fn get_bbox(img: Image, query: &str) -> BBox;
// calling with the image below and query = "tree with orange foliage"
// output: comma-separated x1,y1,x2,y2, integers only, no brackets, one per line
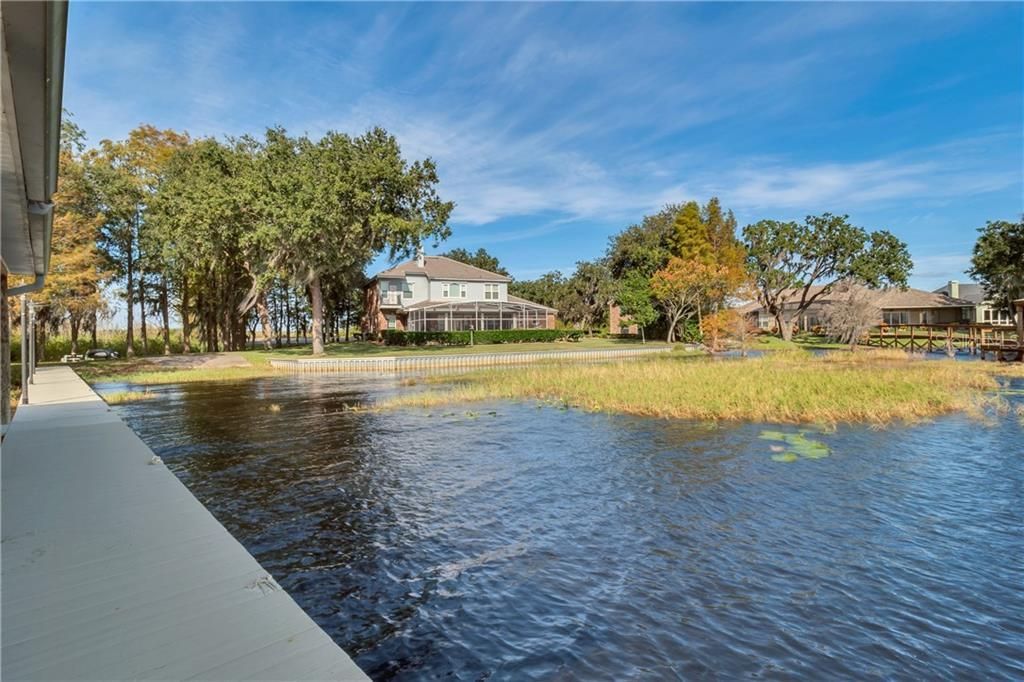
33,117,110,355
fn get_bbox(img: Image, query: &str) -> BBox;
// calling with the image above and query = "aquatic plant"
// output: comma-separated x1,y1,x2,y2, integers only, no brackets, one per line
103,390,158,405
380,351,1020,425
759,430,831,461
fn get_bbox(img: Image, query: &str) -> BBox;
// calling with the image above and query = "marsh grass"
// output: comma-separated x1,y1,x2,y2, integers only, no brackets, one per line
103,390,159,405
77,363,279,385
380,350,1021,425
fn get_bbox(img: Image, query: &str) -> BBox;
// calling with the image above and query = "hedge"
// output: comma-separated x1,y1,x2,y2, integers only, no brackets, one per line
382,328,582,346
9,334,187,362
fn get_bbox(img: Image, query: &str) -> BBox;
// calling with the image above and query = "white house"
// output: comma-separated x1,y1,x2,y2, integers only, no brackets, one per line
932,280,1014,325
362,252,556,335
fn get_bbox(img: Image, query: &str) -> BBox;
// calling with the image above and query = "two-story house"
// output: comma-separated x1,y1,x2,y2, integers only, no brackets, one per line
362,252,557,336
932,280,1014,326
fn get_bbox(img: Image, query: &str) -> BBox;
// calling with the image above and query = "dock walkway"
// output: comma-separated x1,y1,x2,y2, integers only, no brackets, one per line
1,366,367,680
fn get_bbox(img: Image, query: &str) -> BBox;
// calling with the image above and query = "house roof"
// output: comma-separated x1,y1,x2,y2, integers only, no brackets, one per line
738,284,975,313
508,294,558,311
403,295,555,312
932,282,986,304
372,255,512,282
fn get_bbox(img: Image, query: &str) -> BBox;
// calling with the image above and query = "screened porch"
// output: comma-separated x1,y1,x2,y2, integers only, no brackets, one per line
405,300,551,332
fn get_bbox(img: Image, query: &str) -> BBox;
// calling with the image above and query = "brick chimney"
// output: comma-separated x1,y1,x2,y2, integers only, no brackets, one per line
948,280,959,299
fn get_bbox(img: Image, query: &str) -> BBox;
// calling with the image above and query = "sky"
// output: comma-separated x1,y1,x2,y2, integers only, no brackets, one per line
65,1,1023,293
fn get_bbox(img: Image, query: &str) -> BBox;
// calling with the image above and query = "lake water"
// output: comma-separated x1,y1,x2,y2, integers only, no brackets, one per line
109,372,1024,680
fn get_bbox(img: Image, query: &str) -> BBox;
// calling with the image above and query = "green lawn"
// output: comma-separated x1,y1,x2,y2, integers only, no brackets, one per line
752,333,851,351
242,337,675,366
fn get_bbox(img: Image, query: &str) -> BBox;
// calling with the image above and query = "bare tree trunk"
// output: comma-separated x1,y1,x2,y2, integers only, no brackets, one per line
309,275,325,355
70,315,81,355
285,289,291,345
181,277,192,353
257,291,274,349
160,276,171,355
138,275,148,356
776,310,794,341
125,251,135,357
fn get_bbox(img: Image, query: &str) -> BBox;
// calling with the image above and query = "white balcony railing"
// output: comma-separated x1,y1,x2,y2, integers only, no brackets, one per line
380,292,403,306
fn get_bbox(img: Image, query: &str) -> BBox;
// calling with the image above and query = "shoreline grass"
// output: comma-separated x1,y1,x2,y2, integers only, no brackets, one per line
102,390,159,404
242,337,673,364
379,350,1023,425
76,363,280,386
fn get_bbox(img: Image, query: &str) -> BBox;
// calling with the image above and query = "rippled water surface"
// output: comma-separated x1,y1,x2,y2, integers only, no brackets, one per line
112,374,1024,680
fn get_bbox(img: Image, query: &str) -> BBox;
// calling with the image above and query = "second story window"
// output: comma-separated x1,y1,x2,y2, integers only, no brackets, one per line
403,282,413,299
443,283,467,298
484,284,499,300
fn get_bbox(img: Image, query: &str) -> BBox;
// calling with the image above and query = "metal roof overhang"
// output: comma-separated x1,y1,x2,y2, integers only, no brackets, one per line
1,0,68,288
404,299,552,313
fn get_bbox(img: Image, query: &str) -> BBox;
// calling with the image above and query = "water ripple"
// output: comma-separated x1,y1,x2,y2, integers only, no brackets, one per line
115,375,1024,680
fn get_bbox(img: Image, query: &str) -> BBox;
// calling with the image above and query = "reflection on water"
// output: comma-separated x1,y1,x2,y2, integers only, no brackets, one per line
113,374,1024,680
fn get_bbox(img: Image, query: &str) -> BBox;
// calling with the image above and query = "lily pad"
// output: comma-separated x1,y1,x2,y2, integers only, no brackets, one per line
761,429,831,461
771,452,799,463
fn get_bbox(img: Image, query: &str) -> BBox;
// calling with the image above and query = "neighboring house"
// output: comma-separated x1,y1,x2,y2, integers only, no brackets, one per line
608,304,639,335
362,252,557,336
738,284,976,332
931,280,1014,326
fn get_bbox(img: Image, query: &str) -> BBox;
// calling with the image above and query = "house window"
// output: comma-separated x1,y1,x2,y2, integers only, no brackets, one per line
442,283,467,298
386,314,397,330
984,309,991,322
882,311,909,326
403,282,413,299
484,284,499,300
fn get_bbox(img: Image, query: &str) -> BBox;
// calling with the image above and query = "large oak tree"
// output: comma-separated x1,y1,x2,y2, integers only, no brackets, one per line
743,213,911,341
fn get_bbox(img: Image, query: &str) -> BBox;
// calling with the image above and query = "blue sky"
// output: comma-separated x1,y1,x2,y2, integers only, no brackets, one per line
66,1,1022,292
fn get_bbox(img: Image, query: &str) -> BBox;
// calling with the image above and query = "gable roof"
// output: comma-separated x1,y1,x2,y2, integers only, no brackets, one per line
932,282,986,304
738,284,974,313
371,255,511,283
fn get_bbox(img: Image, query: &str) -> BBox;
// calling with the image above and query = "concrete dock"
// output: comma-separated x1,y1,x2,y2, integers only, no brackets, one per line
1,366,367,680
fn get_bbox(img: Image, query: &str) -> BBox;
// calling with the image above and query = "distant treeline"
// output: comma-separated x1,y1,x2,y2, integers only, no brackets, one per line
14,116,451,356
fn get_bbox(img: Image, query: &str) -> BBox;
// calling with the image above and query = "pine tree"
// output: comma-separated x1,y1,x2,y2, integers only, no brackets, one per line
671,201,712,263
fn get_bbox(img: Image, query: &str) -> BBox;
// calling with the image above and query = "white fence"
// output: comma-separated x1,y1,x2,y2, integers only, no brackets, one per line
270,345,673,373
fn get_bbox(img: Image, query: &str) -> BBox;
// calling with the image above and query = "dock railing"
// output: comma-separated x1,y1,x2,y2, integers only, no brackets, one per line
865,323,1021,359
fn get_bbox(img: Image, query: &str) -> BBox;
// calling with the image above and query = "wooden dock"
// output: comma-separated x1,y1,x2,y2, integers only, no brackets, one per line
865,323,1022,360
1,366,367,680
270,344,675,373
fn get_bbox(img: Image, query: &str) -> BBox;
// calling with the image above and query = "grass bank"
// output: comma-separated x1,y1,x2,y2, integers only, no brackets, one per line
102,390,159,404
381,350,1023,425
75,361,278,386
242,337,676,365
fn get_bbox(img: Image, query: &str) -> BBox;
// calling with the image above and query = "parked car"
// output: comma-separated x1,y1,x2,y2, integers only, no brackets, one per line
85,348,120,360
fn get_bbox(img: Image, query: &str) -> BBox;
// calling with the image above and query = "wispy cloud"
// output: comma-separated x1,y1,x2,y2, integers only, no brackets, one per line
64,0,1023,281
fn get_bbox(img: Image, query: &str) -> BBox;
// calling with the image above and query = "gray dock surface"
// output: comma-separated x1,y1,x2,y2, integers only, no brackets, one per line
1,366,367,681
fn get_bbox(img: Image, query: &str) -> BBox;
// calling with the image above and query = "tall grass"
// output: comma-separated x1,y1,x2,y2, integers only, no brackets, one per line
76,362,279,386
102,390,158,405
381,350,1019,424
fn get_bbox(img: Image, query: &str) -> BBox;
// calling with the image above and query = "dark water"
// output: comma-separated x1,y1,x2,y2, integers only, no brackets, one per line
110,375,1024,680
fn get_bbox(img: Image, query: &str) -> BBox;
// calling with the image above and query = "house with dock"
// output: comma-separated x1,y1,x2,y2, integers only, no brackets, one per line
739,284,976,332
362,251,557,336
932,280,1015,325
